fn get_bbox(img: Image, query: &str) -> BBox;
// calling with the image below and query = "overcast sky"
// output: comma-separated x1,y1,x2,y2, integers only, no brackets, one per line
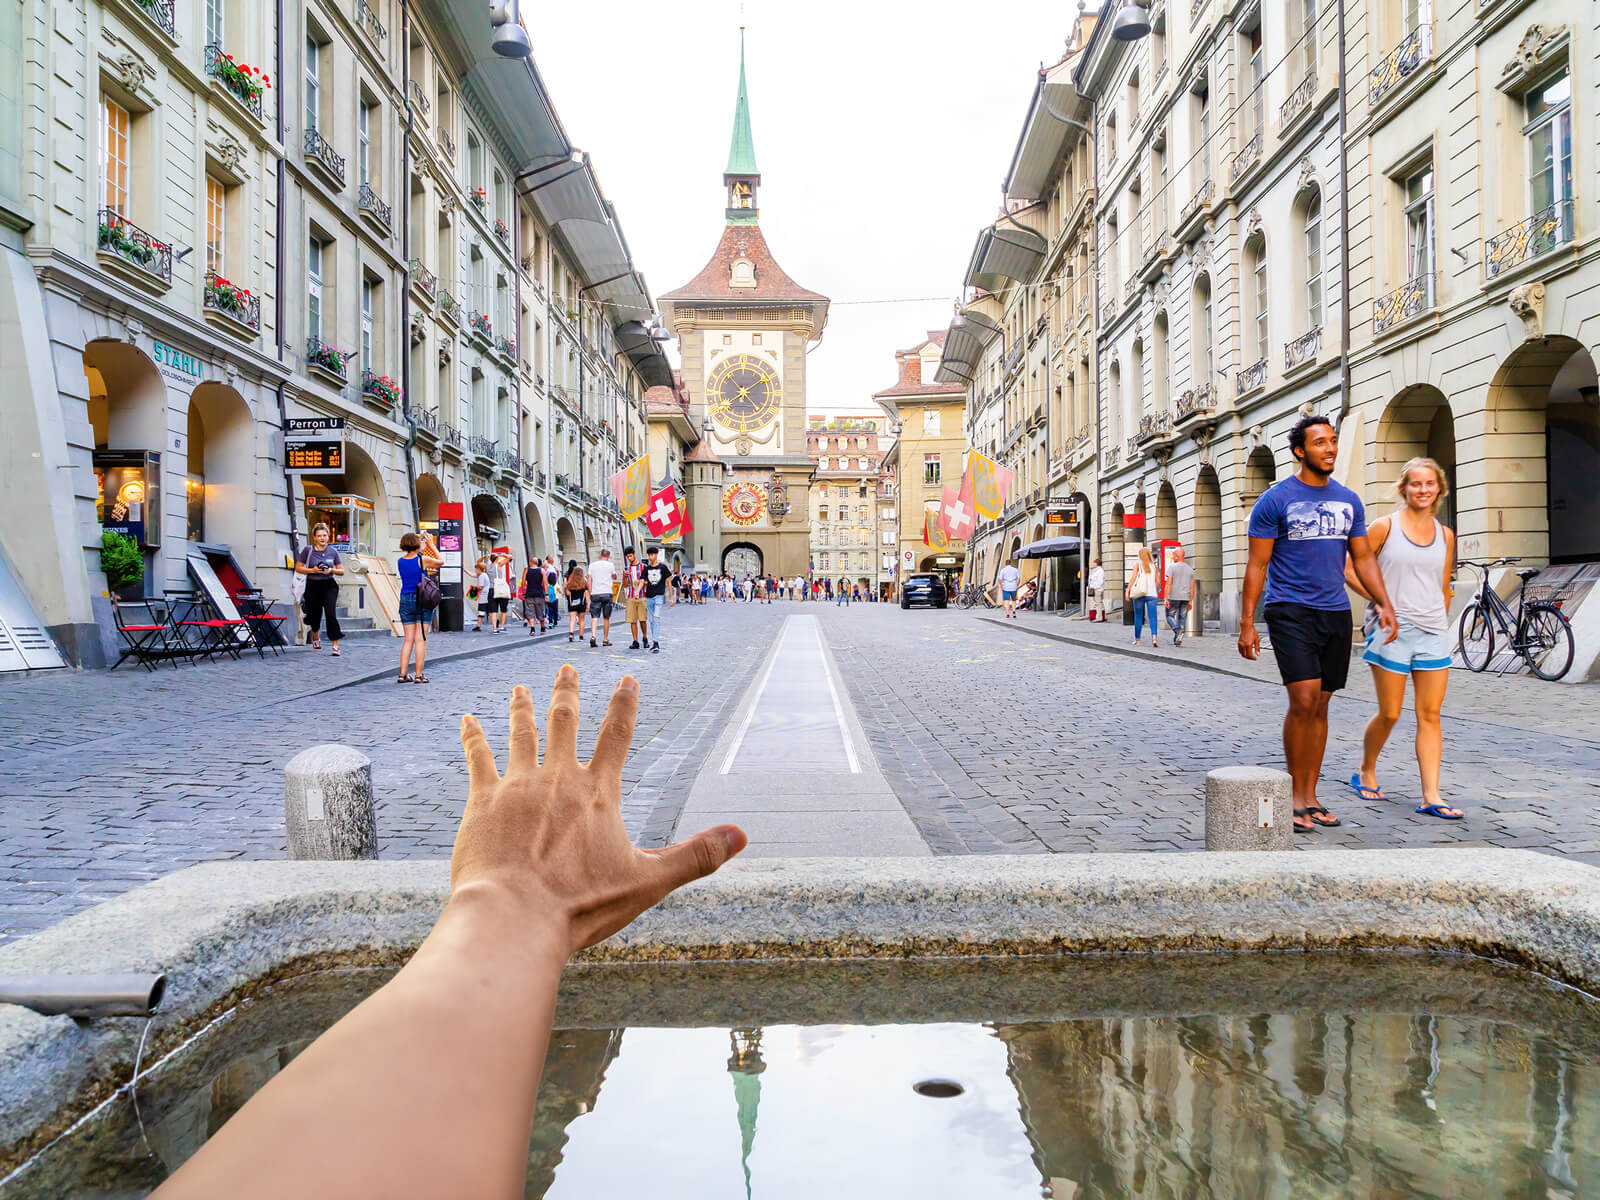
527,1,1083,415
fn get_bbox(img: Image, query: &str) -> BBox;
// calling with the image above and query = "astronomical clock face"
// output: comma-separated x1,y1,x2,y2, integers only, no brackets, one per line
721,482,767,527
706,352,782,434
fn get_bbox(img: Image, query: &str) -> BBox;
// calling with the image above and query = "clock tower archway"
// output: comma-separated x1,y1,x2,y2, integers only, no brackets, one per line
659,29,829,579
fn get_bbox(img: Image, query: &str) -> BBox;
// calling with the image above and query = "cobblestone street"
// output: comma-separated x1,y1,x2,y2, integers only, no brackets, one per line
3,603,1596,943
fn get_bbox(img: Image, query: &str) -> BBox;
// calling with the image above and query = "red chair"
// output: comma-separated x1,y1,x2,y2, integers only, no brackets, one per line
110,598,183,670
234,588,288,656
166,590,250,661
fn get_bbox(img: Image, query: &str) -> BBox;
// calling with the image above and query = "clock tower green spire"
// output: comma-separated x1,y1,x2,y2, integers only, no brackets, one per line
724,28,760,225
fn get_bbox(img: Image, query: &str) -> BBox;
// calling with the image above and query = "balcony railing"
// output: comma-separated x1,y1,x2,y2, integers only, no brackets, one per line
357,0,385,41
204,45,264,121
357,182,391,231
407,79,429,117
438,288,459,323
1230,130,1262,184
131,0,176,38
468,311,492,341
96,210,172,284
202,269,260,331
304,128,345,188
408,257,437,298
468,435,497,461
1236,357,1268,397
1178,177,1213,231
1125,436,1141,460
414,407,440,435
496,448,520,473
1373,271,1434,333
1190,0,1206,20
1002,339,1025,376
1281,71,1317,128
441,422,464,450
496,335,517,362
306,336,349,384
494,219,511,246
1101,295,1118,324
1485,199,1575,280
1136,411,1172,444
1370,24,1432,108
1176,383,1214,421
1284,328,1322,370
439,127,455,160
1104,445,1120,470
361,368,401,409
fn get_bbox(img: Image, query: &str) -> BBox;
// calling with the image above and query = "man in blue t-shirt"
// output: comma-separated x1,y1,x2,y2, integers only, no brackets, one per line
1240,415,1398,833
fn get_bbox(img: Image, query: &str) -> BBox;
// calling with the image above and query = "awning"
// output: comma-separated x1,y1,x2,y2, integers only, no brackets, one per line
1005,68,1089,203
432,0,571,167
615,321,674,389
1017,535,1089,559
964,220,1048,293
934,309,1001,384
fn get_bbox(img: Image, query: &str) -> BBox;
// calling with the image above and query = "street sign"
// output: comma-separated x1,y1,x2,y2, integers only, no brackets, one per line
1045,500,1083,534
285,417,346,475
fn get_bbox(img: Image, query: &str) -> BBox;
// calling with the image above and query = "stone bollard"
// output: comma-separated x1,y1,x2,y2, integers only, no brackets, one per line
1204,766,1294,852
284,744,378,860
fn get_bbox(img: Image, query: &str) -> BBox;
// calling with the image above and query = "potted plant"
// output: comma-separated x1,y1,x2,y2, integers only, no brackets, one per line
100,529,145,599
361,369,402,408
470,187,487,212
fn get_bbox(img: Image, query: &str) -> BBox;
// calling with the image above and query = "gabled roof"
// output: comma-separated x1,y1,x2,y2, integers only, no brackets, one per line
659,223,827,304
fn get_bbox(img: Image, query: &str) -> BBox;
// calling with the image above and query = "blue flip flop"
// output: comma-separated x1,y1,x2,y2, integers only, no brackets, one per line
1416,802,1464,820
1348,772,1385,802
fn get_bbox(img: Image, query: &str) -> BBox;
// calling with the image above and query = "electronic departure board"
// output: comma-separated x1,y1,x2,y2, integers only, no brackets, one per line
285,417,346,476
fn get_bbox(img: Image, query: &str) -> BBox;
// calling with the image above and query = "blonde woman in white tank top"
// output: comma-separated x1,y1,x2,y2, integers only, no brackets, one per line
1343,458,1463,820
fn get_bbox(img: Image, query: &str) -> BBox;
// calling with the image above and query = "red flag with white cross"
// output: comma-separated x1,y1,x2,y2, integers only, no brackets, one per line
939,476,975,542
645,482,683,538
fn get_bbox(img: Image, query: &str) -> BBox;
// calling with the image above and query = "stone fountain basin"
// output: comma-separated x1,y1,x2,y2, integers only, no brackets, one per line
2,848,1598,1176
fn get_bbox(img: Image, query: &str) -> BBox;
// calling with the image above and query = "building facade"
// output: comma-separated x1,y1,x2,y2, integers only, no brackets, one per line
873,333,969,596
0,0,665,665
658,34,829,582
805,415,887,597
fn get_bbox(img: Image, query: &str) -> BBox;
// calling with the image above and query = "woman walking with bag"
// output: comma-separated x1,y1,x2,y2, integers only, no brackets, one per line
564,559,588,643
296,522,345,656
397,531,442,683
1344,457,1463,821
1126,545,1160,648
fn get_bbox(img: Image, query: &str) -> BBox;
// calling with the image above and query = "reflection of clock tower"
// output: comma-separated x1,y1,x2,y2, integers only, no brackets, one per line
658,28,829,579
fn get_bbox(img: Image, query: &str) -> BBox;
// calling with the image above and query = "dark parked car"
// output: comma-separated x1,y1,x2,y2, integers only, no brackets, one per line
901,573,947,609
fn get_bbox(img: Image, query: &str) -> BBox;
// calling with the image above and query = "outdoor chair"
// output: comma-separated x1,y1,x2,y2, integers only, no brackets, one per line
110,597,184,671
233,587,288,656
165,589,250,662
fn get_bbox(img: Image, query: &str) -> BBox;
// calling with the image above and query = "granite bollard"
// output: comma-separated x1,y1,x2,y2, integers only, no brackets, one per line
284,744,377,860
1204,766,1294,851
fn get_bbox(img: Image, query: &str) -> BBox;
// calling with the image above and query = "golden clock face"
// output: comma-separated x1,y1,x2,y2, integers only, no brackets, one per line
707,352,782,434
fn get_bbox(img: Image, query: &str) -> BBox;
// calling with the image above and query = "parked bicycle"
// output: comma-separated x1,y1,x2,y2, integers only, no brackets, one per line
955,582,995,610
1456,557,1574,681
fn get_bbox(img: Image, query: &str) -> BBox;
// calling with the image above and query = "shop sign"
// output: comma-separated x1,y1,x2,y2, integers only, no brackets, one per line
285,416,346,475
935,556,958,566
151,340,207,389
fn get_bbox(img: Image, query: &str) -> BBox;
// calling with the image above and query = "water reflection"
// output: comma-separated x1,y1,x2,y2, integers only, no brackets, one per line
5,956,1598,1198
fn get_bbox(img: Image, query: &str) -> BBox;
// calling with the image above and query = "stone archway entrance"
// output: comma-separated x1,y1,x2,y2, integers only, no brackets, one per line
471,494,508,564
1106,502,1126,613
184,382,255,562
1152,482,1179,547
416,473,446,527
1193,465,1223,625
723,542,762,578
1376,385,1456,530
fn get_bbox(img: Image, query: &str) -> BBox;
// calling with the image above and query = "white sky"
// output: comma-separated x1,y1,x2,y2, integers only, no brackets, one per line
527,1,1083,415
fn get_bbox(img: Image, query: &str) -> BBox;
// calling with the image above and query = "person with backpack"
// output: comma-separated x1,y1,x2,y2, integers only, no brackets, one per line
397,531,442,683
522,558,547,636
564,559,588,644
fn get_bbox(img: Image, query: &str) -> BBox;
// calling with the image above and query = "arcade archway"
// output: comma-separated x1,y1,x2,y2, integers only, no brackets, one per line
301,440,389,557
185,383,254,556
1193,465,1223,624
471,494,508,562
1152,482,1179,548
416,473,446,526
1375,385,1456,530
723,542,762,578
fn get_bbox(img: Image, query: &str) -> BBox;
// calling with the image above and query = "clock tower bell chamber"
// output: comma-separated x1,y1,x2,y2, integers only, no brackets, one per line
658,28,829,580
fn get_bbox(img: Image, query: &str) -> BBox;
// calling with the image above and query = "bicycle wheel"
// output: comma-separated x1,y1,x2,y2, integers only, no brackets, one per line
1520,606,1574,681
1458,602,1495,671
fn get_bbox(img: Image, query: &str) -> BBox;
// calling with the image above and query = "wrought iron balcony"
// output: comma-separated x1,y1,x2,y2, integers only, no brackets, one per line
357,182,391,231
202,269,260,332
496,335,517,362
496,448,519,473
1230,130,1262,184
1137,411,1172,444
1125,436,1141,460
1101,295,1118,324
96,209,171,285
131,0,176,38
1103,445,1120,470
439,127,455,160
407,79,429,117
438,288,459,322
1373,271,1434,334
468,311,492,341
204,46,264,121
1370,24,1432,109
441,422,464,450
1177,178,1213,237
468,435,497,461
1236,357,1268,397
408,257,437,298
414,407,440,436
1002,339,1025,376
357,0,385,41
304,128,345,188
1485,199,1575,280
1284,328,1321,370
360,368,401,409
305,336,349,384
1175,383,1214,422
1281,71,1317,129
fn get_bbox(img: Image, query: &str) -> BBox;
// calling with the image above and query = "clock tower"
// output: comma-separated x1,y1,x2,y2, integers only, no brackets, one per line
659,29,829,580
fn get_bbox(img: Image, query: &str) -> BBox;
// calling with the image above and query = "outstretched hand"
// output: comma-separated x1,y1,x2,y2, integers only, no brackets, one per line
451,667,747,954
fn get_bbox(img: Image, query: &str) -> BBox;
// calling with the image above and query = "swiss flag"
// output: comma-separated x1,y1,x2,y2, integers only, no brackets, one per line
645,482,682,538
940,476,975,542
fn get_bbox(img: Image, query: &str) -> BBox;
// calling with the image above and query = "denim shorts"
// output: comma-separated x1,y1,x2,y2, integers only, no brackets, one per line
1364,620,1452,675
1002,589,1017,601
398,592,421,624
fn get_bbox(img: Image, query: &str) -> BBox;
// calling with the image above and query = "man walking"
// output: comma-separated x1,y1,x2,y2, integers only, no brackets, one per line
622,547,648,650
642,546,669,652
1240,414,1398,833
586,548,616,648
998,558,1022,619
1164,547,1197,646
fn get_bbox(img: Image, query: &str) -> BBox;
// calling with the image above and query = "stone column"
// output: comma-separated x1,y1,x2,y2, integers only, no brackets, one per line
284,744,377,860
1204,765,1293,851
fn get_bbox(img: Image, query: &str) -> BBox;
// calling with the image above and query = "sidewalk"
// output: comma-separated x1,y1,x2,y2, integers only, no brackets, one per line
979,607,1600,739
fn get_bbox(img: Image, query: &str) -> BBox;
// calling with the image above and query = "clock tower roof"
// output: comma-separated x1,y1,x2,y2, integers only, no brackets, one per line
660,223,827,307
726,28,759,179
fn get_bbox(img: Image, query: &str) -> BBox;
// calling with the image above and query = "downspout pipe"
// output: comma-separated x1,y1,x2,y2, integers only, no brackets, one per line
273,0,301,567
512,186,531,568
1334,0,1353,430
400,0,420,534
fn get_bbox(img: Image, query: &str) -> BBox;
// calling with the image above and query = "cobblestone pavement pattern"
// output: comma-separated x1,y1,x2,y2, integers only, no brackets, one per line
3,604,1596,942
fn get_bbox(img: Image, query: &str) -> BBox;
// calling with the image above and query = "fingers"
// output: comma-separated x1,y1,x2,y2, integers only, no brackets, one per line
648,824,747,892
508,684,539,773
545,664,581,763
460,713,499,788
589,676,638,778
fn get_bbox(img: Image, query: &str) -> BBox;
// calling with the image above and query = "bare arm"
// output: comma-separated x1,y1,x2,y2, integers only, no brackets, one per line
1348,534,1399,643
1442,526,1456,611
154,670,746,1200
1344,515,1390,600
1237,536,1274,659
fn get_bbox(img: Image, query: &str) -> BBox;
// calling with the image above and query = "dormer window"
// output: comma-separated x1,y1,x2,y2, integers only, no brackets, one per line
730,257,756,288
